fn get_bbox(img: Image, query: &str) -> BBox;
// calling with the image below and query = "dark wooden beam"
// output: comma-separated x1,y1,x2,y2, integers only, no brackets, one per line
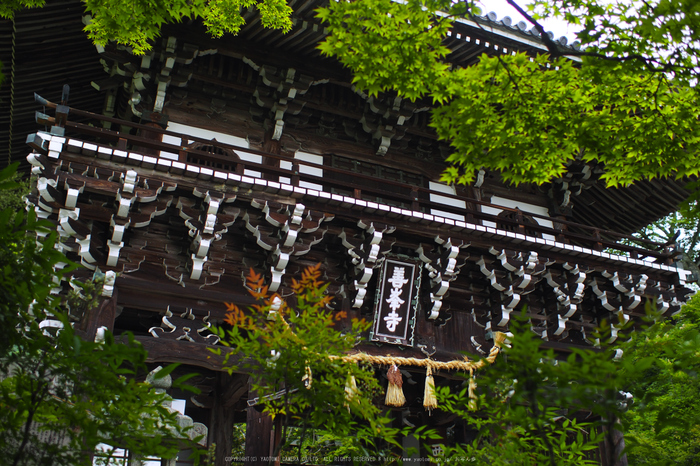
210,372,249,465
116,275,256,318
132,336,246,372
244,382,277,466
76,287,119,341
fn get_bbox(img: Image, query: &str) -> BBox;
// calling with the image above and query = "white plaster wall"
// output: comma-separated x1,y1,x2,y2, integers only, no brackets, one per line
160,122,262,177
279,151,324,190
428,181,467,221
482,195,555,240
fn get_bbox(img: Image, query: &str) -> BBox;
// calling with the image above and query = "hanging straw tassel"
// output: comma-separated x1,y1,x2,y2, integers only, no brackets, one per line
345,375,358,399
468,368,478,411
385,364,406,407
423,364,437,413
302,365,312,389
344,375,358,410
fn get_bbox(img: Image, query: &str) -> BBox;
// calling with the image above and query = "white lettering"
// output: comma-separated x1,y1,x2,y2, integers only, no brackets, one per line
384,266,408,332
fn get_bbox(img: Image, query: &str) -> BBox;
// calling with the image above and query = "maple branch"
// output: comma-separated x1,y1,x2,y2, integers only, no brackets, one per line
505,0,562,54
504,0,695,76
464,7,525,96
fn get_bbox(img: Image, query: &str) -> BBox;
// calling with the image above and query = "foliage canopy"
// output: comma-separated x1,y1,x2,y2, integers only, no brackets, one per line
316,0,700,187
430,305,700,466
0,0,292,55
4,1,700,186
622,296,700,466
0,164,200,465
213,265,405,462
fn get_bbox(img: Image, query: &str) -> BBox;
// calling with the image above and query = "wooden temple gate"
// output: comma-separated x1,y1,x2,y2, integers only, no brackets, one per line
9,1,694,464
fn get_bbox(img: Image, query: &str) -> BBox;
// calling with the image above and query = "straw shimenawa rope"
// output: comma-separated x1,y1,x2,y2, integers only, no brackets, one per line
335,331,506,411
271,303,506,411
270,300,506,374
339,330,505,371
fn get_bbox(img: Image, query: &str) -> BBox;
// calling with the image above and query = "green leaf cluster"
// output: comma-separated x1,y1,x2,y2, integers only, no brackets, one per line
622,297,700,465
0,0,45,20
433,313,622,465
80,0,280,54
628,200,700,280
0,163,69,356
81,0,292,55
213,266,402,462
427,303,700,466
317,0,700,186
1,325,190,466
316,0,453,100
1,0,292,56
0,163,199,465
532,0,700,86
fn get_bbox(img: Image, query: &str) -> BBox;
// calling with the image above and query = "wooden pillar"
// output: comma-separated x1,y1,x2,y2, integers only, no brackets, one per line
261,128,282,182
77,286,118,341
599,421,628,466
553,215,570,243
244,405,276,466
607,422,629,466
244,375,282,466
135,111,167,156
208,373,248,466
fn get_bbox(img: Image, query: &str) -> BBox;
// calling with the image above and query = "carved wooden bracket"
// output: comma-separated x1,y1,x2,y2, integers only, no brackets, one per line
149,306,219,344
339,220,396,308
355,93,428,156
544,262,589,337
246,59,328,140
244,200,332,292
107,170,173,268
417,236,469,320
177,188,239,281
478,248,550,335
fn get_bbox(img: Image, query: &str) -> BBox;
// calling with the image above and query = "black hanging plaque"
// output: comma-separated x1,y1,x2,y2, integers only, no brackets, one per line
370,257,421,346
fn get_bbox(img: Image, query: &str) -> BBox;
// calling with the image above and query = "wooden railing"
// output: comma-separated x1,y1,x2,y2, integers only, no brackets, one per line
33,93,678,263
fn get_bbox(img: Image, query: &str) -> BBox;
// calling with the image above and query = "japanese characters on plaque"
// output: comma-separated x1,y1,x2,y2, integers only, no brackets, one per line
370,258,420,346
